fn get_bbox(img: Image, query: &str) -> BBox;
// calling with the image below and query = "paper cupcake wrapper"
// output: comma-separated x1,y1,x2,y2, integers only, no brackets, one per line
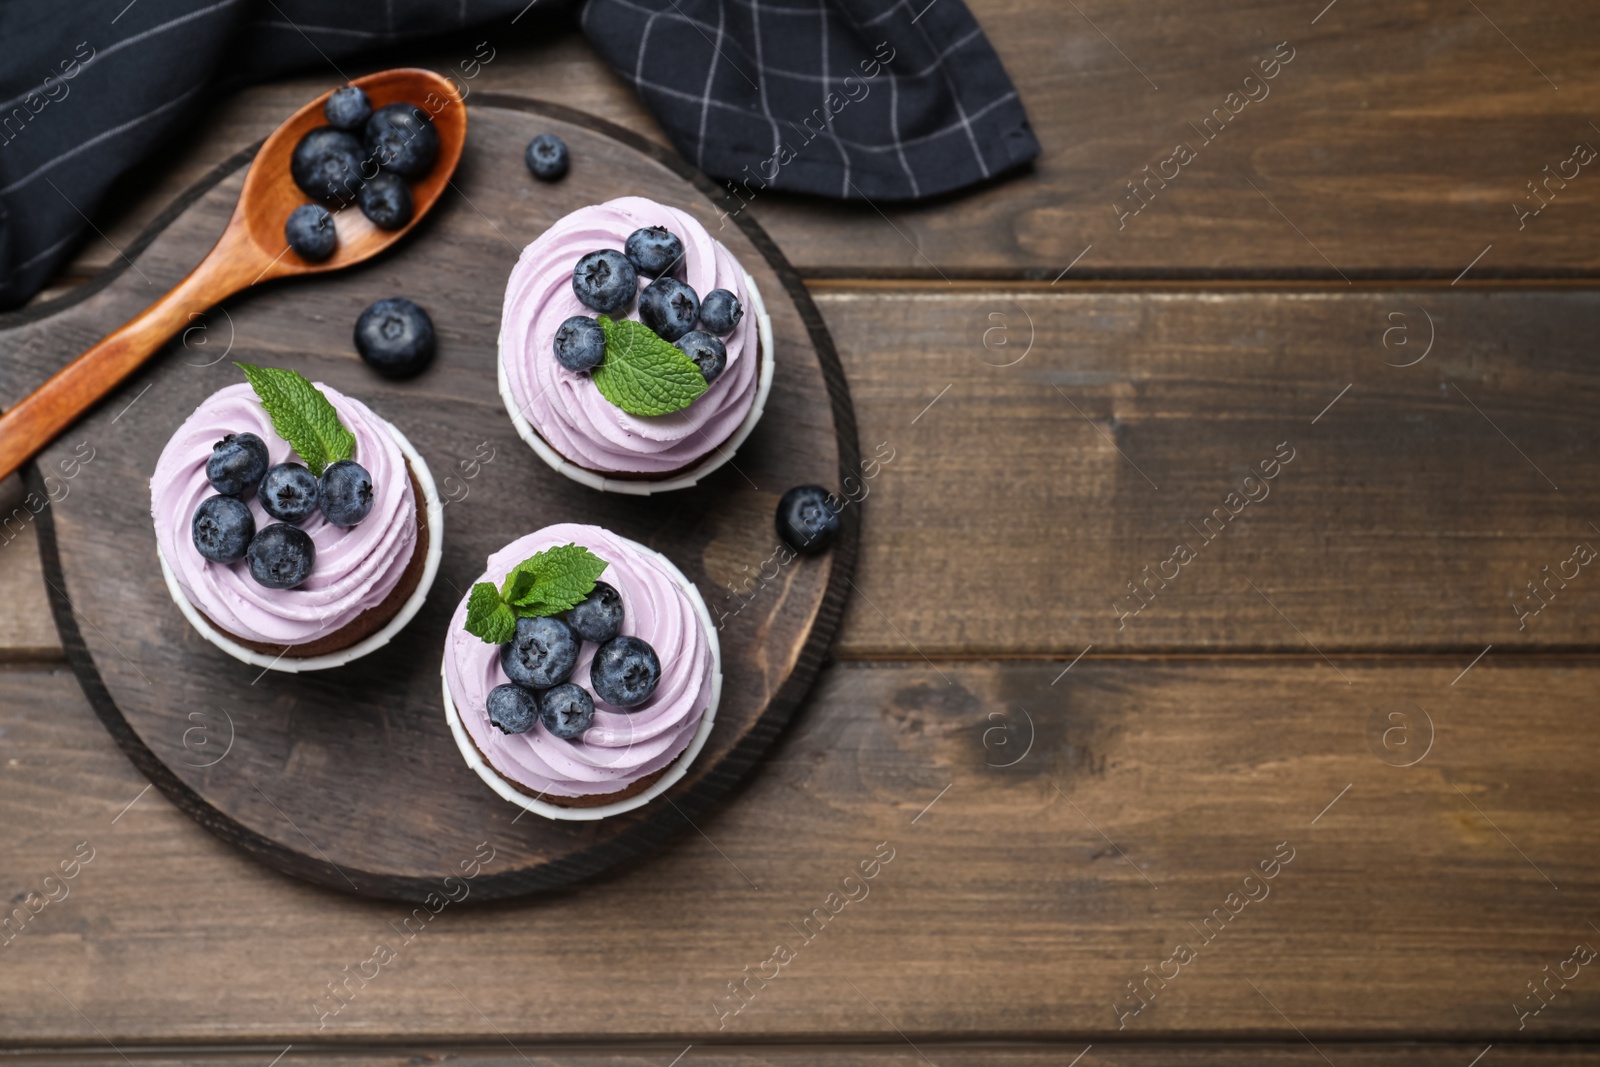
440,532,723,821
497,265,775,496
156,417,445,673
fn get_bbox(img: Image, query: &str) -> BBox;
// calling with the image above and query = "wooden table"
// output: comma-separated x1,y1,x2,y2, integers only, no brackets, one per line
4,2,1600,1062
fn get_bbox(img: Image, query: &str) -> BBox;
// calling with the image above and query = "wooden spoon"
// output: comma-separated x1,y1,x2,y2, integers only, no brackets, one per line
0,67,467,482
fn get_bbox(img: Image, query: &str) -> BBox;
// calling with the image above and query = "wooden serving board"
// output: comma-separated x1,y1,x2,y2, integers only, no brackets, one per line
1,96,857,902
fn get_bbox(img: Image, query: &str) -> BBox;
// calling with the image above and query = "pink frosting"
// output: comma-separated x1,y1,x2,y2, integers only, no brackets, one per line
444,524,714,799
150,382,418,647
499,196,759,474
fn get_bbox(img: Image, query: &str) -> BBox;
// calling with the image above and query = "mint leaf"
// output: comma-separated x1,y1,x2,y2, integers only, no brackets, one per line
465,581,517,644
504,543,608,615
592,316,708,417
235,362,356,476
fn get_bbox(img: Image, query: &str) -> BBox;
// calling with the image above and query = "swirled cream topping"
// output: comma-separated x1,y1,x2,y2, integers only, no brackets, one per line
499,196,759,474
150,382,417,647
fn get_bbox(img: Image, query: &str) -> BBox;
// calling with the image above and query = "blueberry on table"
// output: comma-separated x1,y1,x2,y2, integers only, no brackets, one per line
553,315,606,373
539,683,595,739
590,635,661,708
776,484,840,555
191,495,255,563
206,431,269,496
258,462,320,524
358,171,414,230
323,85,372,131
290,127,365,203
354,297,435,379
624,226,684,278
638,277,699,342
364,103,439,179
318,460,373,526
572,249,637,315
674,331,726,383
500,615,580,690
566,580,623,642
699,288,743,335
525,133,569,181
486,683,540,735
246,523,316,589
284,203,337,262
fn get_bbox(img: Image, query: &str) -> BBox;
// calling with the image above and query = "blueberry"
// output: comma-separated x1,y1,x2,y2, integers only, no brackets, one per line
699,288,743,335
638,277,699,342
206,431,269,496
357,171,413,230
566,580,623,642
539,683,595,739
776,484,840,556
674,331,726,383
290,126,365,203
246,523,316,589
500,615,579,690
258,462,320,524
590,635,661,708
571,249,637,315
364,103,438,179
318,460,373,526
284,204,337,262
354,297,435,379
191,495,255,563
553,315,606,373
525,133,569,181
624,226,684,278
324,85,372,131
486,683,540,734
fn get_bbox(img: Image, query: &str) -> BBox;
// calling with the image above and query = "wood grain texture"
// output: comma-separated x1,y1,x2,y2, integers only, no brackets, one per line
2,659,1596,1042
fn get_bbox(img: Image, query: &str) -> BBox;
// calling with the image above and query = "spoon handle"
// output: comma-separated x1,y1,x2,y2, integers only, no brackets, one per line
0,248,254,483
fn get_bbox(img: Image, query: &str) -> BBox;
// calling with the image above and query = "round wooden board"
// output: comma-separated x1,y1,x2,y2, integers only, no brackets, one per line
15,96,858,902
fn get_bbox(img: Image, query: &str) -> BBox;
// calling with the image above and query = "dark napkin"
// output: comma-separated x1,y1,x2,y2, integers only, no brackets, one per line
0,0,1036,310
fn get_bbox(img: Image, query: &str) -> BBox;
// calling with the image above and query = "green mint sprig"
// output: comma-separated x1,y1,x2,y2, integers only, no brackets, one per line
235,363,355,476
591,315,708,417
464,543,608,643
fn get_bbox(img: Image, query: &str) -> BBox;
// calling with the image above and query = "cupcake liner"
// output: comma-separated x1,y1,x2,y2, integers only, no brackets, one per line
441,533,723,821
156,417,444,673
498,266,774,495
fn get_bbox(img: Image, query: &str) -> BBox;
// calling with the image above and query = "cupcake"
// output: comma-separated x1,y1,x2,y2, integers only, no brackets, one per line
150,368,442,672
441,523,721,820
498,196,774,495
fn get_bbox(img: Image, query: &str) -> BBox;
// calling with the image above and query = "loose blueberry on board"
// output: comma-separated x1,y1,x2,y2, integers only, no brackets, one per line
290,127,365,203
566,580,623,642
246,523,316,589
191,495,255,563
624,226,684,278
486,683,540,734
500,615,580,690
324,85,372,131
357,171,413,230
318,460,373,526
525,133,569,181
354,297,435,379
590,635,661,708
639,277,700,342
364,103,438,179
539,683,595,740
258,462,321,524
699,288,743,335
674,331,727,383
553,315,606,373
572,249,637,315
284,203,337,262
776,484,841,555
206,431,269,496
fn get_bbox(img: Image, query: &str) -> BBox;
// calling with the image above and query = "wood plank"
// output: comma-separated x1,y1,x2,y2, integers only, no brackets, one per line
3,659,1597,1042
0,474,68,658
